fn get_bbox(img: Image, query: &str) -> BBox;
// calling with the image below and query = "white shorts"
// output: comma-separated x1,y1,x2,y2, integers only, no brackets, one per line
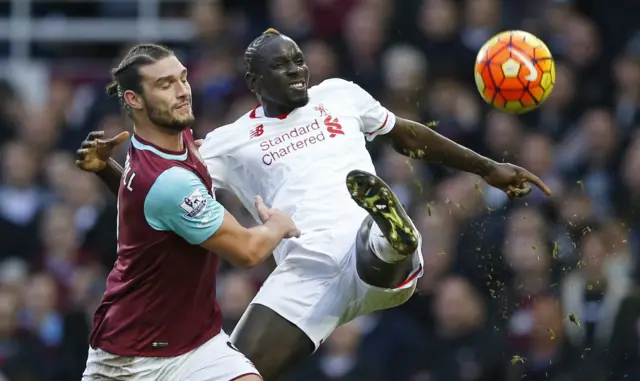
82,331,260,381
250,232,423,350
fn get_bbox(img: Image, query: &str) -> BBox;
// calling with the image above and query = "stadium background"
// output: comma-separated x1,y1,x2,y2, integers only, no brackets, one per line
0,0,639,380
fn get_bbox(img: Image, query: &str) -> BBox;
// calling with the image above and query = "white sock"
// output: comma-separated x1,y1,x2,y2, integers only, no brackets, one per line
368,222,407,263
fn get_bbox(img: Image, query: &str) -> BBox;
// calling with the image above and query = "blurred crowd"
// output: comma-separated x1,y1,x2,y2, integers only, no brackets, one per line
1,0,640,380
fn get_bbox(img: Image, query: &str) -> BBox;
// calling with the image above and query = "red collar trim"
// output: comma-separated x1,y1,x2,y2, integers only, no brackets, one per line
249,104,290,120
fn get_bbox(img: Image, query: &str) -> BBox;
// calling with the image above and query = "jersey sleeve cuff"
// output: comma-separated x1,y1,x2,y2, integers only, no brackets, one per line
365,110,396,141
187,206,225,245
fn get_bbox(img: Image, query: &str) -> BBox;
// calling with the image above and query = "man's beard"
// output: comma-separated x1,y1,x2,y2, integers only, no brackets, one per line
145,102,194,133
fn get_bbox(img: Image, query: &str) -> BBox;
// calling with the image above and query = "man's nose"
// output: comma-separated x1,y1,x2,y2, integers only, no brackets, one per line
285,62,302,76
176,81,190,97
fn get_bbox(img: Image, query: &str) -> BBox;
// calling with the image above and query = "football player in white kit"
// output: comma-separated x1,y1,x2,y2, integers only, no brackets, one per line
77,29,551,380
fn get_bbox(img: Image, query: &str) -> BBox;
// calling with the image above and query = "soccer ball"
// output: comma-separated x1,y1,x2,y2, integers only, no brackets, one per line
474,30,555,114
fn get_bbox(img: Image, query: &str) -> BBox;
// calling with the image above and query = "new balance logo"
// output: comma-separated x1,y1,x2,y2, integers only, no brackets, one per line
250,125,264,139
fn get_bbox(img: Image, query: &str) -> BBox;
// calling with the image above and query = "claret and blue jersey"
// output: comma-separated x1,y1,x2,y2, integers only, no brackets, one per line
89,130,225,358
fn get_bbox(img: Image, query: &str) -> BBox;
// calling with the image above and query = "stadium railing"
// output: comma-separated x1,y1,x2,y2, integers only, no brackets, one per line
0,0,195,60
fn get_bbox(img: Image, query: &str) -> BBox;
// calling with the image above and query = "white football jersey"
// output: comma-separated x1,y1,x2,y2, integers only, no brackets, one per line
199,78,396,263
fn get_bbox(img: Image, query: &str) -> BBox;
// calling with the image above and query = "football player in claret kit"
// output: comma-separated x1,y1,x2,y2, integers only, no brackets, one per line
77,30,551,380
76,44,300,381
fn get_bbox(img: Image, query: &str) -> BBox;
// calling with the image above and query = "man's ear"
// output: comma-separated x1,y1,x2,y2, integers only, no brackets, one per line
123,90,144,111
245,72,257,95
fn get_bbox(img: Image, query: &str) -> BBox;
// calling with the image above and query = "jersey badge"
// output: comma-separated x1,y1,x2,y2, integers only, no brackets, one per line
179,188,208,218
314,103,328,117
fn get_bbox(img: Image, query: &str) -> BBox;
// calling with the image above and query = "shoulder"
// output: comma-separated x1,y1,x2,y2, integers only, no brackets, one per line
143,166,221,237
155,166,200,183
122,151,171,191
309,78,357,96
309,78,373,105
204,123,238,140
145,167,204,207
212,107,255,136
201,117,249,156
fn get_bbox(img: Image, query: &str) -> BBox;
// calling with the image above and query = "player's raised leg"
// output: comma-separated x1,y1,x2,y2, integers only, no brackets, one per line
231,170,424,381
230,304,314,381
346,169,421,289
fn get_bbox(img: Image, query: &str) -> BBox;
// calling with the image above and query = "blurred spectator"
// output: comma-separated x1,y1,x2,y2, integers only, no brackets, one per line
303,40,339,87
285,320,383,381
560,230,637,381
34,203,98,309
268,0,313,42
0,290,48,381
341,5,387,93
504,207,554,354
508,297,572,381
482,111,523,162
400,276,506,381
517,133,564,205
19,273,62,355
413,0,466,77
0,80,23,143
56,171,117,268
217,271,257,332
0,140,44,261
380,44,429,116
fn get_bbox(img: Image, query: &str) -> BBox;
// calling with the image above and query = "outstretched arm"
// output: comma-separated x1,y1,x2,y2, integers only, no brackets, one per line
340,77,551,198
384,118,495,176
382,117,552,198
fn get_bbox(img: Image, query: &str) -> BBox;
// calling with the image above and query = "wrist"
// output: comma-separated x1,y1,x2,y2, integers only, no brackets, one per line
473,157,497,177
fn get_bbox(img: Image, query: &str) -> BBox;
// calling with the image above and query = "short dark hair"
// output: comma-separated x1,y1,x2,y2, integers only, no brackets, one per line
106,44,174,112
244,28,282,72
